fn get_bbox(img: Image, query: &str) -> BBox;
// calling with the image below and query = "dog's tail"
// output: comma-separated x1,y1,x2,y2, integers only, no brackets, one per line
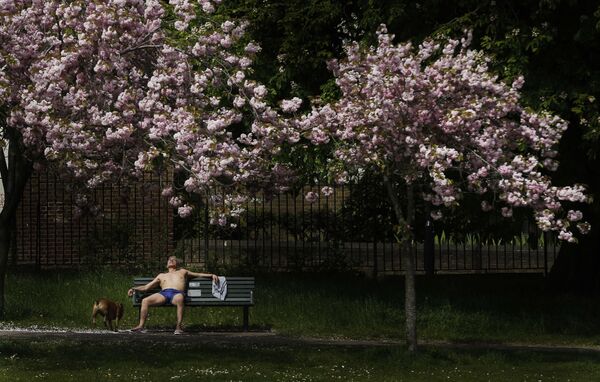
115,302,124,331
91,300,99,325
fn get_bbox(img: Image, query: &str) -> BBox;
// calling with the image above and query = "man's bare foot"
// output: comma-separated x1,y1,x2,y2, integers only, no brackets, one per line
174,328,184,335
130,327,147,333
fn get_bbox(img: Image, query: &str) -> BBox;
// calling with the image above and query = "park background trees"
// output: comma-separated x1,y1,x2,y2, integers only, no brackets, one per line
217,0,598,352
219,0,600,293
0,0,597,352
0,0,298,317
289,24,589,351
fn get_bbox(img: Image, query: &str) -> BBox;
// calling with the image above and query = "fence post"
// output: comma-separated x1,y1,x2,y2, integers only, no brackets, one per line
372,241,378,278
35,201,41,272
424,218,435,275
204,199,209,266
543,231,548,276
10,215,17,266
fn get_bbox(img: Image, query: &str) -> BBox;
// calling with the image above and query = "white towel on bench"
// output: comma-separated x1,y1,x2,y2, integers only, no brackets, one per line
212,276,227,300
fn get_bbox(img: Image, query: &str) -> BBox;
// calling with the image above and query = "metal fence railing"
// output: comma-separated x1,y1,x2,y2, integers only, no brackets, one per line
174,185,559,275
13,176,559,274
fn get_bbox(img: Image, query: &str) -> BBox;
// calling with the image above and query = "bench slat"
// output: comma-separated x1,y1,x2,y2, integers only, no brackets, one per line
185,303,254,307
188,299,254,303
133,279,254,287
133,277,254,281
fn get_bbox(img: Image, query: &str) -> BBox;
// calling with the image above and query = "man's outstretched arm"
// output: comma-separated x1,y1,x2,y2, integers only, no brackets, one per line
185,270,218,283
127,276,161,297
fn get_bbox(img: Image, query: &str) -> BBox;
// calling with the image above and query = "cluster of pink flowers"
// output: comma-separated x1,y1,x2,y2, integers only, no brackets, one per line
0,0,298,224
294,25,590,241
1,3,589,241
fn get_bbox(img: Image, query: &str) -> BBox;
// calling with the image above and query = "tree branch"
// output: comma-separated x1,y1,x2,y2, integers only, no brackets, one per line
120,44,163,55
382,168,406,225
0,146,7,192
0,135,31,222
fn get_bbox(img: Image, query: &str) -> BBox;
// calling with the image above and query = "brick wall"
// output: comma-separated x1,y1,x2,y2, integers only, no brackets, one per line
13,171,174,268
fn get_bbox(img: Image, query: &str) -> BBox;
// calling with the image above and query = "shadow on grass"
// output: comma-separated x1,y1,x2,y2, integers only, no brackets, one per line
2,337,600,381
182,324,272,332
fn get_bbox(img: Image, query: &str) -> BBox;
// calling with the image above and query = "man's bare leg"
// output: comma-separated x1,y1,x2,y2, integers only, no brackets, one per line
132,293,166,330
172,293,185,332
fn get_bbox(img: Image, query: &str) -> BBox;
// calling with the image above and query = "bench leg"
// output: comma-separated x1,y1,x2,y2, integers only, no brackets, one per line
243,307,249,331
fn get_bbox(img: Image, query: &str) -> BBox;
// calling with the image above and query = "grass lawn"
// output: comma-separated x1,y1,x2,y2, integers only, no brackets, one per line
1,338,600,381
3,269,600,380
3,269,600,346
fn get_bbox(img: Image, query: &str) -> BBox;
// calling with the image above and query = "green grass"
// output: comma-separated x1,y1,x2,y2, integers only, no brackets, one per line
3,269,600,346
1,338,600,381
3,270,600,380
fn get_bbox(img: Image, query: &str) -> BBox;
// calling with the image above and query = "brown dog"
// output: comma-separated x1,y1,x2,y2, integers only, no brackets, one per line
91,298,124,332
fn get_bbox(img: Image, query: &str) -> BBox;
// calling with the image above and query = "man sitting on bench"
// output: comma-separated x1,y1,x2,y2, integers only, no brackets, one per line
127,256,218,334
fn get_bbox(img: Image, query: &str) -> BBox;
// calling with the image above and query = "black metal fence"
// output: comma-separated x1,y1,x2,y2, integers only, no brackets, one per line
12,174,559,273
174,185,559,275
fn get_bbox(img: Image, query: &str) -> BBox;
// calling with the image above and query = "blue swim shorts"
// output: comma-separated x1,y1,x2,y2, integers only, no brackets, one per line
159,288,185,305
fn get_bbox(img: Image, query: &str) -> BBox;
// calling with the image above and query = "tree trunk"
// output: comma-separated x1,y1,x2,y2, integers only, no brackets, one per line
384,172,417,352
0,221,10,319
403,184,417,352
547,117,600,294
0,132,33,318
548,195,600,294
548,237,600,294
401,236,417,352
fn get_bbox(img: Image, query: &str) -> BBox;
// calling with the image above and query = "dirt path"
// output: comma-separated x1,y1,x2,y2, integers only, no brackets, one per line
2,329,600,355
0,328,401,347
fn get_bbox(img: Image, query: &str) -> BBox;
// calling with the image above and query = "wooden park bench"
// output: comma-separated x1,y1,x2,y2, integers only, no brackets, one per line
131,277,255,331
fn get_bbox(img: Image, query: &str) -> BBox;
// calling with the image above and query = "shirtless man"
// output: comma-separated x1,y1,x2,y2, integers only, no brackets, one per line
128,256,218,334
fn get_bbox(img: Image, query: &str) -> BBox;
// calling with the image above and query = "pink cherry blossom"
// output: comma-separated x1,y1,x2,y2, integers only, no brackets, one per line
293,25,590,242
281,97,303,113
0,0,296,225
305,191,319,203
321,186,334,197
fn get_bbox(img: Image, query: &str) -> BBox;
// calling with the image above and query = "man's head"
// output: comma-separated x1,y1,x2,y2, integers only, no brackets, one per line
167,256,182,269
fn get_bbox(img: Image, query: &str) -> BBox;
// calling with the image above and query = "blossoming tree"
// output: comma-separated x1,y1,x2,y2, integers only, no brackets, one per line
296,26,590,351
0,0,297,317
